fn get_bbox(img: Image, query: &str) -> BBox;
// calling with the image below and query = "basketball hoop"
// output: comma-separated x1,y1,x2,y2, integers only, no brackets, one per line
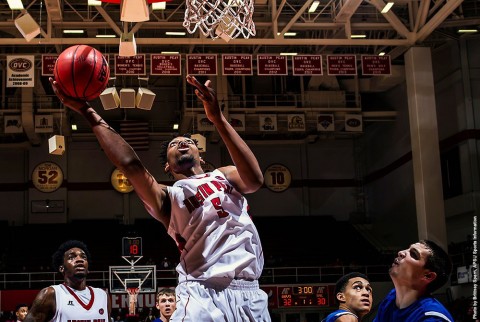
183,0,255,41
127,287,140,315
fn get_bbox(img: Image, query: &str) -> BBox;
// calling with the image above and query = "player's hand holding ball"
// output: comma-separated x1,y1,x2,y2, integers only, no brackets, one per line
51,45,110,113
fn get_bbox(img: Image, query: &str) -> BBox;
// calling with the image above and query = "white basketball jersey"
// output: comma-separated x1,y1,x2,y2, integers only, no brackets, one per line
51,284,109,322
167,169,264,284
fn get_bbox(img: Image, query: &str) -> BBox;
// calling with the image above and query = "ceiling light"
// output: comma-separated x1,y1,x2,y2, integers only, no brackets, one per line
458,29,478,33
280,52,297,56
379,52,386,56
63,29,84,34
165,31,186,36
96,34,117,38
88,0,102,6
7,0,24,10
152,1,166,10
277,32,297,36
351,34,366,38
161,51,179,54
308,1,320,13
381,2,394,14
173,124,179,130
71,124,78,131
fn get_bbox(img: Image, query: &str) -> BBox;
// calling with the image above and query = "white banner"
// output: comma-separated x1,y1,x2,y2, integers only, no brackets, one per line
287,114,305,132
259,115,277,132
35,115,54,133
7,55,35,87
4,115,24,133
345,114,363,132
197,114,215,131
229,114,245,132
317,114,335,132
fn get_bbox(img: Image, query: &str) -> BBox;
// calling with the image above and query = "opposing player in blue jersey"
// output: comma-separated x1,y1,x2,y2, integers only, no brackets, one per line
374,240,453,322
322,272,372,322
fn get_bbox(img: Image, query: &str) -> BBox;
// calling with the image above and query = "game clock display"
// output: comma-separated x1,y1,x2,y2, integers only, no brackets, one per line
122,237,142,257
279,285,330,307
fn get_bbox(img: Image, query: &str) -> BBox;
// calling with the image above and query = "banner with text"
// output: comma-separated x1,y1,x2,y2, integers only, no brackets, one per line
7,55,35,87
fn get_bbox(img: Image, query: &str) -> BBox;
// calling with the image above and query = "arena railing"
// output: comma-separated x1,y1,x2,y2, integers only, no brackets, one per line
0,265,390,290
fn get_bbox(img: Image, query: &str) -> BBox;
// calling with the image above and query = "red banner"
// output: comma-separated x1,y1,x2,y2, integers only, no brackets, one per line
186,54,217,75
222,54,253,75
327,55,357,75
115,55,146,75
361,55,391,75
150,54,181,75
292,55,323,75
257,55,288,75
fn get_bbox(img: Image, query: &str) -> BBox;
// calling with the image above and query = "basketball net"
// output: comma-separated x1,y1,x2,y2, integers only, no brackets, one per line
183,0,255,41
127,287,140,315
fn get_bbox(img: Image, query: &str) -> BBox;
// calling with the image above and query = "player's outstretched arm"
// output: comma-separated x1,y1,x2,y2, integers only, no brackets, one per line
49,78,170,227
186,75,263,194
24,287,55,322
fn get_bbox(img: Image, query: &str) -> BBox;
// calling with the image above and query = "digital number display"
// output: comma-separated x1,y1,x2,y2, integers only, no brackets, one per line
122,237,142,257
279,285,330,307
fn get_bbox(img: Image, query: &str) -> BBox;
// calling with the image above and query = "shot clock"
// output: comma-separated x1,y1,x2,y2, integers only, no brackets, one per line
278,285,331,307
122,237,142,257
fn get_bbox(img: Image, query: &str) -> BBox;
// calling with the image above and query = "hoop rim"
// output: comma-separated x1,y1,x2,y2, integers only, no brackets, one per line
127,287,140,295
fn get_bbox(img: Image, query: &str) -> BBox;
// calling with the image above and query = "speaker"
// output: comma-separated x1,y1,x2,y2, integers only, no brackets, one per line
119,32,137,57
120,0,149,22
15,13,41,42
100,87,120,110
135,87,156,110
120,88,136,108
49,135,65,155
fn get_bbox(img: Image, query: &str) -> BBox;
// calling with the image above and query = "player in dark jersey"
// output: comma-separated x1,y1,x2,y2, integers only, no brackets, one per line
374,240,453,322
322,272,372,322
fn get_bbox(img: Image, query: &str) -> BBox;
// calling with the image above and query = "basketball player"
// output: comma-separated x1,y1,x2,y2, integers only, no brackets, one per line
153,288,176,322
50,75,271,321
24,240,111,322
373,240,454,321
15,304,29,322
322,272,372,322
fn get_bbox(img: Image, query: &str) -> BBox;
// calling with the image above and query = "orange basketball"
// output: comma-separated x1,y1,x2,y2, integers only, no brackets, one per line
54,45,110,101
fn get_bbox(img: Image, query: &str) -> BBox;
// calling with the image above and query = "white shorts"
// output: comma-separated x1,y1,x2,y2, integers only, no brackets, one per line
171,279,271,322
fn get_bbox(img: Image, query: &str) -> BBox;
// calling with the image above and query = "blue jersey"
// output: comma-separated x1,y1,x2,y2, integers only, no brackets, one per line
322,309,358,322
374,289,453,322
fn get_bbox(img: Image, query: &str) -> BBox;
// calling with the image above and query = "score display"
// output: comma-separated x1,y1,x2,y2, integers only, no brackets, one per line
278,285,331,307
122,237,142,257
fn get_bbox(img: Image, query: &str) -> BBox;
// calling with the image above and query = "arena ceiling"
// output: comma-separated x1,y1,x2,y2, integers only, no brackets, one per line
0,0,479,144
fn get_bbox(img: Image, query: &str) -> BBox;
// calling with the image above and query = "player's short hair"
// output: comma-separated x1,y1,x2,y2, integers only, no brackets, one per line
420,240,452,293
52,240,91,272
334,272,370,300
159,133,198,166
15,303,28,312
156,288,175,301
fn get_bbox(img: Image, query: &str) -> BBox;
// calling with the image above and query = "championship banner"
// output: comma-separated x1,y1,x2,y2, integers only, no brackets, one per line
345,114,363,132
7,55,35,87
259,114,277,132
287,114,305,132
4,115,23,133
317,114,335,132
229,114,245,131
34,115,54,133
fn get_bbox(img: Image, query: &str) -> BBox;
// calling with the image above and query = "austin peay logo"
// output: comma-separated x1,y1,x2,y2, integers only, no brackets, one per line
346,117,361,127
9,58,32,72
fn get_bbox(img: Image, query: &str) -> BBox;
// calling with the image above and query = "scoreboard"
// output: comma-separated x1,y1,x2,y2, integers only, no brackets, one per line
278,285,331,307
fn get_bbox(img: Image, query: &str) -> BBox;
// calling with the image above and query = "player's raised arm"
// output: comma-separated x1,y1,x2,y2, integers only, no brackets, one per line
186,75,263,194
49,78,169,227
